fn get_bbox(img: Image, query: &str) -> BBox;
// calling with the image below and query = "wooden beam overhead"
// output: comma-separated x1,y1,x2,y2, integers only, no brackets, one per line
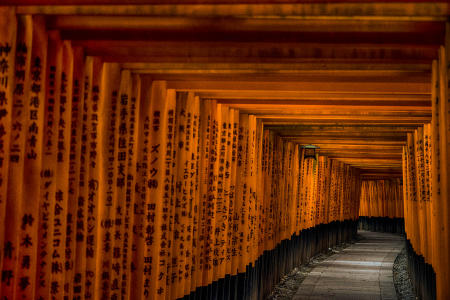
47,16,445,34
9,1,442,179
59,29,444,45
282,134,411,138
198,92,430,101
320,153,402,160
74,41,439,62
255,114,430,121
325,157,401,164
282,138,406,145
228,105,430,113
266,125,418,132
262,120,428,125
123,62,432,72
281,142,406,148
166,80,430,94
15,3,450,19
217,100,430,108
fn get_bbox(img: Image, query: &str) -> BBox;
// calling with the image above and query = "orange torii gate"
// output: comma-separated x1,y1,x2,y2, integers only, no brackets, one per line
0,3,448,300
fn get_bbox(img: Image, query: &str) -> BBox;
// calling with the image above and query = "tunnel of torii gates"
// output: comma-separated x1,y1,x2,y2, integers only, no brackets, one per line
0,1,449,300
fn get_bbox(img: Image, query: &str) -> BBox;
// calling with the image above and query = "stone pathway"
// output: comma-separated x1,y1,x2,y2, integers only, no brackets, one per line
293,231,404,300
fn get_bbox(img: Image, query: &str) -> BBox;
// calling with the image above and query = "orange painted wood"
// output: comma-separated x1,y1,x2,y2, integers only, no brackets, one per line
10,15,36,300
130,74,150,300
14,3,450,19
436,45,450,300
94,62,121,300
0,11,20,298
63,45,84,300
35,29,62,300
48,38,73,300
359,180,403,218
189,95,201,293
0,4,447,300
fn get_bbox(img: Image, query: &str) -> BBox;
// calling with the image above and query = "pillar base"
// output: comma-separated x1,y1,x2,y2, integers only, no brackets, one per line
405,239,436,300
358,216,405,234
181,220,358,300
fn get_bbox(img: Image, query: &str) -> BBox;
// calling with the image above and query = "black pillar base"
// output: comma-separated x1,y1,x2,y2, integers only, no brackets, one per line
405,239,436,300
358,216,405,234
182,219,358,300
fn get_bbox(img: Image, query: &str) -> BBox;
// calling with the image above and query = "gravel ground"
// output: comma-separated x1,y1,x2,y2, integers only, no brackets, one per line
393,247,417,300
266,237,360,300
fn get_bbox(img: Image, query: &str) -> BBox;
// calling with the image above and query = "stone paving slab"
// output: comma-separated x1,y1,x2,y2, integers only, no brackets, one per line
293,231,403,300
